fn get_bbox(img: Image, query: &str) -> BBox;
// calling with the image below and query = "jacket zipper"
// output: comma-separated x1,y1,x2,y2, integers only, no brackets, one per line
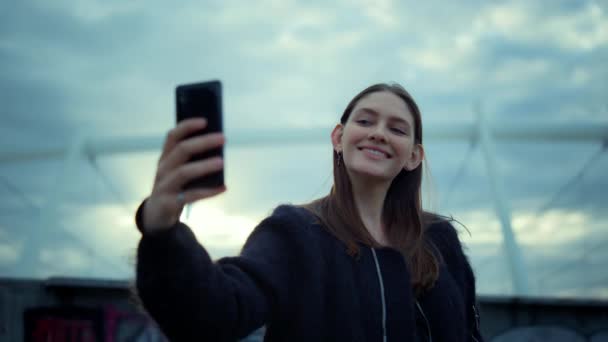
371,249,387,342
416,301,432,342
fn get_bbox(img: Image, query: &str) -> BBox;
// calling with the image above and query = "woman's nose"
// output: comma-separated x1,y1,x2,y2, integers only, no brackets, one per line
368,125,388,142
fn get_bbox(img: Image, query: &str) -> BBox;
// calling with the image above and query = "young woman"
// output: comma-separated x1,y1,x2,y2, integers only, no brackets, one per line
135,83,484,341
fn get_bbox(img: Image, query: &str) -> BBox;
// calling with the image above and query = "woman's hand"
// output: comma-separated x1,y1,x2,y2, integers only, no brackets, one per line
141,118,226,234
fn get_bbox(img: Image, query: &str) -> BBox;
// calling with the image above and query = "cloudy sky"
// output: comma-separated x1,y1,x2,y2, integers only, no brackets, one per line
0,0,607,299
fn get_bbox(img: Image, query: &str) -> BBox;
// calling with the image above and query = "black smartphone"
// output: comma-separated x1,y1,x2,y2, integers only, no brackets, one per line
175,80,223,189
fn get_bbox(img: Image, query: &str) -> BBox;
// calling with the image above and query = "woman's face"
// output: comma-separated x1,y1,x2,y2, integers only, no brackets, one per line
332,91,423,182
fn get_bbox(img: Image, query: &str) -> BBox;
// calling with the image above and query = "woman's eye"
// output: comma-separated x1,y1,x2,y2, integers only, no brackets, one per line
391,127,407,135
357,119,371,125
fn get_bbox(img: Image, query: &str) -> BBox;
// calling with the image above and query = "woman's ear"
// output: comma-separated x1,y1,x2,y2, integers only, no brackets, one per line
331,124,343,152
405,144,424,171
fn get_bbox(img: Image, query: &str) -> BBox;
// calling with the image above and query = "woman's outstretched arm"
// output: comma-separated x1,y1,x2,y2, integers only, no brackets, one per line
133,118,299,341
135,203,300,341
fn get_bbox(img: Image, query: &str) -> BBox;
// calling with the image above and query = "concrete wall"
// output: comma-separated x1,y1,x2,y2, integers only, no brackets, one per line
1,277,607,341
479,296,608,341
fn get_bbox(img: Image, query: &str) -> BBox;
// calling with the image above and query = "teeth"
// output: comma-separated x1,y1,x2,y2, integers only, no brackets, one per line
365,148,385,157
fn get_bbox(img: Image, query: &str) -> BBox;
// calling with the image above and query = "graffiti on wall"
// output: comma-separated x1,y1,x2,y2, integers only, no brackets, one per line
24,305,167,342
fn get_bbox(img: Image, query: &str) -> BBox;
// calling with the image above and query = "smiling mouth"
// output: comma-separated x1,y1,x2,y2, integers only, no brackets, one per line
358,147,391,158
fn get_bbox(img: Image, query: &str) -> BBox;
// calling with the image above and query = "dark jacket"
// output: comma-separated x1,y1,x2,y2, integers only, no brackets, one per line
136,204,484,341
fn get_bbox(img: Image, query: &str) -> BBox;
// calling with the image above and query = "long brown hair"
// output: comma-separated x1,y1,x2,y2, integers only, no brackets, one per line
303,83,441,295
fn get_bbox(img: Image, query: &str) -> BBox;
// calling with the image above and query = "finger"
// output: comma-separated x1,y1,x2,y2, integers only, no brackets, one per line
181,186,227,205
159,118,207,161
156,157,224,193
157,133,225,178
